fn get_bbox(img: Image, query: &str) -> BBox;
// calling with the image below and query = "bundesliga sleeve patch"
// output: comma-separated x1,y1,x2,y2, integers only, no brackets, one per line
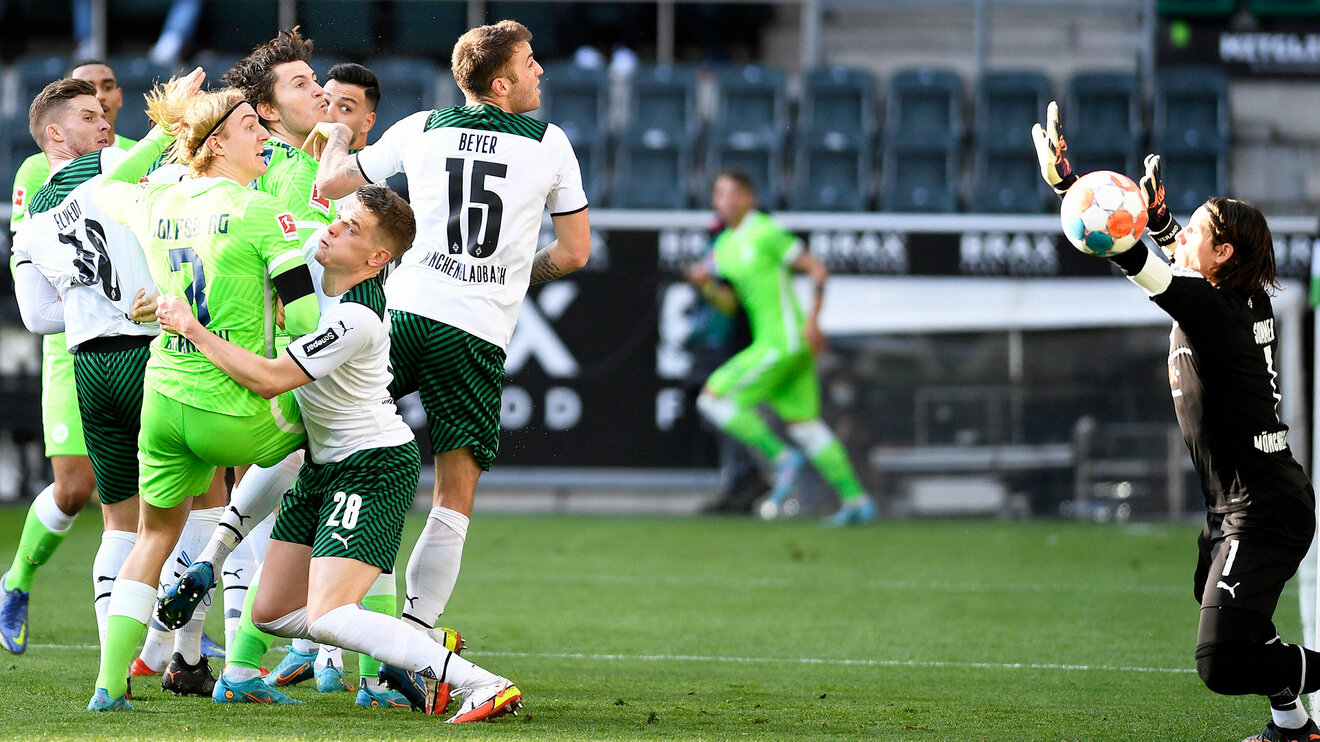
12,187,25,209
277,212,298,239
310,185,331,215
301,326,339,356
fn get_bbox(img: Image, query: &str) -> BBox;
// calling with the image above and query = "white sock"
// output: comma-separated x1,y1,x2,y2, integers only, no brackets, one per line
106,579,157,625
315,644,344,674
222,665,262,682
223,512,273,649
1272,695,1311,729
292,637,319,655
92,530,136,645
308,604,498,689
33,483,77,531
403,507,468,630
200,453,300,567
138,624,174,672
254,607,308,639
173,506,223,664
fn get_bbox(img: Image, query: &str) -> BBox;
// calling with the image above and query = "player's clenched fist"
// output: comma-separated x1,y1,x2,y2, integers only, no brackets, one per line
155,294,201,339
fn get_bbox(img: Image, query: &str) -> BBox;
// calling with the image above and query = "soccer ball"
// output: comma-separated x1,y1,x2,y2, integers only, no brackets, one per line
1059,170,1148,256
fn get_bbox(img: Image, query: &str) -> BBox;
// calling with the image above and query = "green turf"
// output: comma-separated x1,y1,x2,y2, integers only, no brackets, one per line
0,506,1300,740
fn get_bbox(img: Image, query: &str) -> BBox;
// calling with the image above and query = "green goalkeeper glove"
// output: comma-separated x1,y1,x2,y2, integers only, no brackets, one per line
1031,101,1077,196
1139,153,1181,249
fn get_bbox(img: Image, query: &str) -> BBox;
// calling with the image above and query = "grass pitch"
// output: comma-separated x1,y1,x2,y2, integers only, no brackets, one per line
0,506,1295,740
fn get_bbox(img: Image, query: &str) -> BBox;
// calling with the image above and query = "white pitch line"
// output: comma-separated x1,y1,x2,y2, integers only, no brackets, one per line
29,643,1193,675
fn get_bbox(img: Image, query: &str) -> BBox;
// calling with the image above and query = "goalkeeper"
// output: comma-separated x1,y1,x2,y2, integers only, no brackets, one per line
1034,102,1320,742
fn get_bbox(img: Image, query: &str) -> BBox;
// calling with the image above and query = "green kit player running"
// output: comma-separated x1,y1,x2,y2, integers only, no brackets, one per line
155,185,523,722
687,169,875,526
1,60,137,653
85,71,320,712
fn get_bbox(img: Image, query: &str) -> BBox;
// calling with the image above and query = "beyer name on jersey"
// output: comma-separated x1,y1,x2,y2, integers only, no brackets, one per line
457,132,497,154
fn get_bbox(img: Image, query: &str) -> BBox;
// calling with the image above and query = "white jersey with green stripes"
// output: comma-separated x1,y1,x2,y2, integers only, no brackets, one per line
13,148,159,351
356,104,588,349
287,230,412,464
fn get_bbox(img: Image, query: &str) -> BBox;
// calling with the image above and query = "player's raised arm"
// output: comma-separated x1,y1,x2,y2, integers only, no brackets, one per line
1139,154,1184,256
156,294,311,398
309,121,369,199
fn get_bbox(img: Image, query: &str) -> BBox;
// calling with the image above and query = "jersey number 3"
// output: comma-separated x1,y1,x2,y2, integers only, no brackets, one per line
445,157,506,259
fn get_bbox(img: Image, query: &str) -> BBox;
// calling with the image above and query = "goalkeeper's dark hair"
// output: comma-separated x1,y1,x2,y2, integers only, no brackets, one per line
326,63,380,112
28,78,98,147
355,184,416,260
712,167,755,195
1206,197,1279,294
221,26,314,118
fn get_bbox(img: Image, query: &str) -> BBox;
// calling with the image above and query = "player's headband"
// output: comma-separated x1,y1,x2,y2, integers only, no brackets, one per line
198,100,246,150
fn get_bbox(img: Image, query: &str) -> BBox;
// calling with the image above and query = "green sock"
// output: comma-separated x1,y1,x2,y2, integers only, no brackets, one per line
229,576,275,670
721,406,787,462
808,439,865,501
357,592,396,681
7,504,71,592
94,579,158,698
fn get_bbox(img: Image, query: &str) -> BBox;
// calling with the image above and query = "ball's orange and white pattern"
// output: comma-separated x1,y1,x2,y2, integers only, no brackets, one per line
1060,170,1148,256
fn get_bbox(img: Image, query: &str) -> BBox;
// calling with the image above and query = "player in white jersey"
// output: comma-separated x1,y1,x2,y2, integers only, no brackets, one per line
312,24,590,706
156,185,523,722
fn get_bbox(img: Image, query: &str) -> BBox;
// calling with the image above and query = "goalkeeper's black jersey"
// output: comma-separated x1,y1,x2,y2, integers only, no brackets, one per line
1152,273,1311,513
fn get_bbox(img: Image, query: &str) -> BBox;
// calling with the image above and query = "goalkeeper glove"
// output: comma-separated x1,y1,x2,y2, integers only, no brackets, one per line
1031,101,1076,196
1139,153,1182,249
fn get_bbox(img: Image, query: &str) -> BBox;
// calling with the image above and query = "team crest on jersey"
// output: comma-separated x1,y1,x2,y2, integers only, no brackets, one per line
277,212,298,238
12,187,25,209
310,185,331,215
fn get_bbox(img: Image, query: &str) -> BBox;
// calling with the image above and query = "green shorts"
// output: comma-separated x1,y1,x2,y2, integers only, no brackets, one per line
73,338,151,505
388,311,504,470
271,442,420,571
138,386,306,509
706,344,821,422
42,333,87,457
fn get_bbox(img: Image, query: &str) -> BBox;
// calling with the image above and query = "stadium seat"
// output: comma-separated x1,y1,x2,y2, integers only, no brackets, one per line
537,62,610,143
711,63,788,142
297,0,375,54
881,68,962,212
1153,66,1229,151
1065,71,1142,178
1153,66,1229,213
970,71,1052,213
789,136,869,211
885,67,963,149
15,56,69,112
1250,0,1320,15
880,145,960,213
707,135,782,210
106,57,178,140
196,0,281,53
800,66,878,144
389,1,466,57
612,130,692,209
1157,0,1237,15
627,63,699,141
364,56,441,141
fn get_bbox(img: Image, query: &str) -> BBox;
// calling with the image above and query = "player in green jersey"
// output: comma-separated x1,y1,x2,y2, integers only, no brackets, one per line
86,71,321,712
2,61,138,655
223,27,333,225
687,169,875,526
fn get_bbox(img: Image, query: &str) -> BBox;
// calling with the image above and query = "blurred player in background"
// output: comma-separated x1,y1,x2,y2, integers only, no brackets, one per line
1035,101,1320,742
1,60,137,654
86,72,320,712
687,168,875,526
313,19,591,710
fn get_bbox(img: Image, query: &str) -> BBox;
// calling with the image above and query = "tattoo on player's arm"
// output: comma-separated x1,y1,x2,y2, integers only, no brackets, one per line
529,248,563,285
